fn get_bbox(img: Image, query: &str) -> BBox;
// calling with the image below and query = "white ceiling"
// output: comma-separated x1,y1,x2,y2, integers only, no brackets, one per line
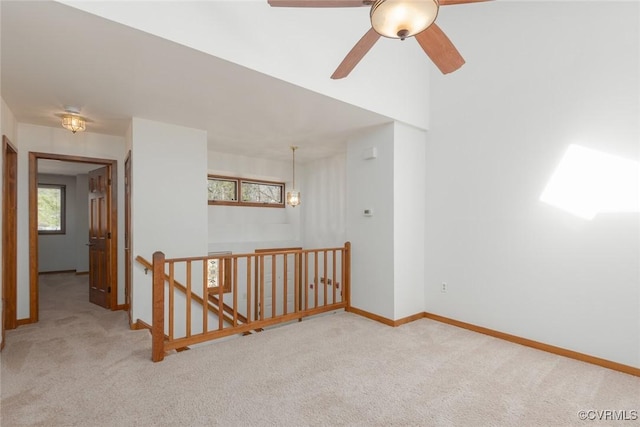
0,0,393,163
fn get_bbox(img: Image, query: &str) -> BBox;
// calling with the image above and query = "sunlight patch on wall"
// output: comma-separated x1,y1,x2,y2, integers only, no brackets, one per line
540,144,639,220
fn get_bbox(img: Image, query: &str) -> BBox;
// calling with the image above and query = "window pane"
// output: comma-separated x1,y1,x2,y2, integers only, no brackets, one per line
208,259,220,288
241,181,283,204
208,178,237,201
38,185,65,233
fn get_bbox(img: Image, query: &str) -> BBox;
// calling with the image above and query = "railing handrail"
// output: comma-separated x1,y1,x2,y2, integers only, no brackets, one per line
162,246,347,264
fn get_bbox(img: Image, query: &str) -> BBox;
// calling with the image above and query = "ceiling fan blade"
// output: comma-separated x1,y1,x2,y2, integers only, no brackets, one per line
331,28,380,79
415,24,465,74
439,0,492,5
268,0,369,7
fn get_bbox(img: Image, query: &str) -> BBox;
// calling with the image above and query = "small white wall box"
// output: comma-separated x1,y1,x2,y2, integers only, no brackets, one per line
363,208,374,216
363,147,377,160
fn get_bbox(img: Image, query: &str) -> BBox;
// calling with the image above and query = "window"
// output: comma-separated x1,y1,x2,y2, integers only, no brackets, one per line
207,177,237,202
207,254,232,293
38,184,66,234
208,175,284,207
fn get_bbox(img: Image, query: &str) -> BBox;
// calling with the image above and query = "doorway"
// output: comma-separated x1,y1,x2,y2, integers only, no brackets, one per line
2,136,18,345
28,152,119,323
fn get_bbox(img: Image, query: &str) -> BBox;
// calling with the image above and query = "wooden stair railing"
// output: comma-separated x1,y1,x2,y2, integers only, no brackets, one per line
135,256,249,327
142,242,351,362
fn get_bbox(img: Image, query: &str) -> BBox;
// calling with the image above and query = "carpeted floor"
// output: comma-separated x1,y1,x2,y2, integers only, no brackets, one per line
1,272,638,426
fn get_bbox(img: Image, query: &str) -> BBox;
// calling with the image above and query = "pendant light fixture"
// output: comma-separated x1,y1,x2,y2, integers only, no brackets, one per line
60,106,86,134
286,146,301,207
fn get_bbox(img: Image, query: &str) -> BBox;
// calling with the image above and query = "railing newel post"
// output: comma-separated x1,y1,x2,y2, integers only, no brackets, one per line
152,251,165,362
345,242,351,311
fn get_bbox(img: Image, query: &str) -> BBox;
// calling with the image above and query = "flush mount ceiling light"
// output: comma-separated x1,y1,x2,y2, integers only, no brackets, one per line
268,0,492,79
286,146,301,208
60,107,86,134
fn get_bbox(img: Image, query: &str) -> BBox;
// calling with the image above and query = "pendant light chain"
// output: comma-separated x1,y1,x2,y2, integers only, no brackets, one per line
292,146,296,189
286,146,301,207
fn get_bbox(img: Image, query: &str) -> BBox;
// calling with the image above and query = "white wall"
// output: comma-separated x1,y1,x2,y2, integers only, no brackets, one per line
1,98,17,143
206,150,301,255
346,122,427,321
130,118,208,324
37,174,78,273
425,1,639,367
393,122,426,319
346,124,395,320
15,124,126,319
302,152,347,249
60,0,431,130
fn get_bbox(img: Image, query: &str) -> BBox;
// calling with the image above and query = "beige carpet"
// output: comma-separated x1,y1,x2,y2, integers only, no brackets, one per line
1,273,638,426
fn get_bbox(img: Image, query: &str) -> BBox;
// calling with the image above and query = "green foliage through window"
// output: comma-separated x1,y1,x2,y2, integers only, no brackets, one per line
208,178,237,201
38,184,66,234
208,175,284,208
241,181,283,204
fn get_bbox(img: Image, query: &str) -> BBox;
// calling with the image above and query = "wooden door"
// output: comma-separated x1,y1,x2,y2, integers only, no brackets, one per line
124,154,132,323
88,167,110,309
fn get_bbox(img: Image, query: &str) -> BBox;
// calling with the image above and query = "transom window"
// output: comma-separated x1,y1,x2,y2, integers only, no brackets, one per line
38,184,66,234
208,175,284,208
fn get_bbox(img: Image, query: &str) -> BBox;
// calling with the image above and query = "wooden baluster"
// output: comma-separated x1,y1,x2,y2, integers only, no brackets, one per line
345,242,351,309
271,255,277,318
186,260,192,338
168,261,175,341
304,252,309,311
283,253,288,315
218,258,224,331
294,252,300,313
332,249,337,305
260,255,265,321
202,260,208,333
254,256,259,323
233,257,238,327
246,256,252,324
314,251,319,309
323,250,328,307
152,251,165,362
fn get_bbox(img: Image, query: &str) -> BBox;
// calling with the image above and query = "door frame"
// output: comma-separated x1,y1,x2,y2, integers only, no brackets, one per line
124,151,132,325
28,152,119,323
2,136,18,342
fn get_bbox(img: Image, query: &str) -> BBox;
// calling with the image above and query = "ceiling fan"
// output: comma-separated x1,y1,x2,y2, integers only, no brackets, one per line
268,0,491,79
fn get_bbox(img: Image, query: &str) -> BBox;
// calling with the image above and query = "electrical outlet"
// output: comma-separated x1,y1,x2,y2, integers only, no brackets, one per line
441,282,447,293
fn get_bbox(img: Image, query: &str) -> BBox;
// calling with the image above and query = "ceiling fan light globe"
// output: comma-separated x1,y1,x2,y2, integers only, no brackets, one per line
370,0,439,39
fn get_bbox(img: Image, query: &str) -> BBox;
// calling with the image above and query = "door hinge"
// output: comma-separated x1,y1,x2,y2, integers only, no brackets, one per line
107,232,112,239
108,178,112,186
108,286,111,293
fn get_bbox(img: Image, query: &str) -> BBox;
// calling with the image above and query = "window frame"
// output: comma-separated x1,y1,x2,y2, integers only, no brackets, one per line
37,183,66,235
207,174,285,208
